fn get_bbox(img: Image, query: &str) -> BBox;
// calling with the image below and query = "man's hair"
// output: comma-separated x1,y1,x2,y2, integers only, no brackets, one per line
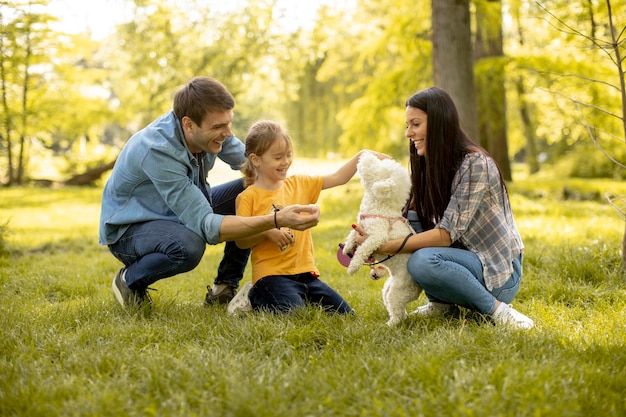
173,77,235,126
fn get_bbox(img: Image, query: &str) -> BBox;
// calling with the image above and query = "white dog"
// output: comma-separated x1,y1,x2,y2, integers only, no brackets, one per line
342,152,423,326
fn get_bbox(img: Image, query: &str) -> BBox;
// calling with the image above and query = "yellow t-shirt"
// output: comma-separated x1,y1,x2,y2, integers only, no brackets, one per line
236,175,324,284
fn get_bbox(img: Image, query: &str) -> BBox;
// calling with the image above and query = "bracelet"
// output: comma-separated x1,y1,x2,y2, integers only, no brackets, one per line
272,204,280,229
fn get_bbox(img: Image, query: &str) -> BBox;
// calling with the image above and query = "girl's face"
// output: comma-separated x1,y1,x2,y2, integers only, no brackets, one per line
253,137,293,182
405,106,427,157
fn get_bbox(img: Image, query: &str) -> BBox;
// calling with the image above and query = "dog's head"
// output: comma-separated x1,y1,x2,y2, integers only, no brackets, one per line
357,152,411,211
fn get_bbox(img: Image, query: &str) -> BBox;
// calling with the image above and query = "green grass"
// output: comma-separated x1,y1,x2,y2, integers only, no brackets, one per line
1,178,625,417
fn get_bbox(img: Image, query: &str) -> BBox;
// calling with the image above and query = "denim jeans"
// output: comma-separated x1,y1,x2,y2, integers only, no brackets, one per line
108,178,250,290
405,210,522,314
249,273,354,314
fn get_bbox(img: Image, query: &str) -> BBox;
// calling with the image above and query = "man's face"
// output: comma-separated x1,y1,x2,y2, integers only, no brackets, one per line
182,110,234,154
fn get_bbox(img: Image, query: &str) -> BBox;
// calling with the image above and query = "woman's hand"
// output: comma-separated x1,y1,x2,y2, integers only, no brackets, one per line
352,223,368,246
351,223,395,255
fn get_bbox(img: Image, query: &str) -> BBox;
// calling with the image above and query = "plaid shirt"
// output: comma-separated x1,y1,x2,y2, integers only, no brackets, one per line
437,153,524,290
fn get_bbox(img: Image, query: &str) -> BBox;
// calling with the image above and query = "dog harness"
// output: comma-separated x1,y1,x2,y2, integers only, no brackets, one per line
359,214,410,230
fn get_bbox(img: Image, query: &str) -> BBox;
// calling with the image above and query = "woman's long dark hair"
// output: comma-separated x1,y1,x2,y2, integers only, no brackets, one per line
405,87,485,230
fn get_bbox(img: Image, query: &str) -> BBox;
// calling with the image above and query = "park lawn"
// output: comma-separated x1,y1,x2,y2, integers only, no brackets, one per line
0,176,625,417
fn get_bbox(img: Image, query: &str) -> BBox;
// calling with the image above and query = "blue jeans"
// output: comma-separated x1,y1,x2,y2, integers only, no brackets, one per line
249,273,354,314
407,248,523,314
108,179,250,290
405,210,522,314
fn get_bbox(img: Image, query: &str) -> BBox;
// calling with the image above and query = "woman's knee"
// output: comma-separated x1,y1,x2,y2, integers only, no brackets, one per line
407,249,439,286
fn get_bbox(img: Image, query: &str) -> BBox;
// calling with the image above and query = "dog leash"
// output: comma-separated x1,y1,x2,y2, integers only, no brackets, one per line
366,233,413,266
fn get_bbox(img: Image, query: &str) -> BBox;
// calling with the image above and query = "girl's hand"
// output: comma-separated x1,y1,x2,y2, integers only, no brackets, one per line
267,228,295,251
363,150,392,161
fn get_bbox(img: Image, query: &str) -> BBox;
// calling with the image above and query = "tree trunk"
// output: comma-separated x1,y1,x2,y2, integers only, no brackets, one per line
431,0,479,140
0,12,14,185
15,15,33,185
473,0,512,181
623,222,626,273
516,77,540,174
64,160,116,186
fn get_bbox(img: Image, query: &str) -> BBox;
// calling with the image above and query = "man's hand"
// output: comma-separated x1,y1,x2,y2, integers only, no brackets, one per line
277,204,320,231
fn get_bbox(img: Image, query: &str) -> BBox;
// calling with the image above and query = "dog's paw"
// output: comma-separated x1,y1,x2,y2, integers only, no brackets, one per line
340,242,355,257
370,265,387,280
386,317,401,326
386,312,407,326
346,264,359,275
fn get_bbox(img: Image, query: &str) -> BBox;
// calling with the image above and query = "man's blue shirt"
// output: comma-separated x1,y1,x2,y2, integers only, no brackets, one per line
99,110,246,246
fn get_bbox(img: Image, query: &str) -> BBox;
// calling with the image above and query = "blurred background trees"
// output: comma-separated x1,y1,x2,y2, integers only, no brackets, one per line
0,0,624,185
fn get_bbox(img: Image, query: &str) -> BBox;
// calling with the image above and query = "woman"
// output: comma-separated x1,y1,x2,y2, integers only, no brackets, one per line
354,87,533,329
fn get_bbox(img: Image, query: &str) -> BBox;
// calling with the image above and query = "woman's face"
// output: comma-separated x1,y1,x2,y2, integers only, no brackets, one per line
405,106,427,157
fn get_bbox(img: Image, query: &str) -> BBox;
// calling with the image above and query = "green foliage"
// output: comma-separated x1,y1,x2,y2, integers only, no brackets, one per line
555,144,626,179
328,0,433,158
506,0,626,173
0,218,9,255
0,0,57,184
1,176,625,416
2,0,626,183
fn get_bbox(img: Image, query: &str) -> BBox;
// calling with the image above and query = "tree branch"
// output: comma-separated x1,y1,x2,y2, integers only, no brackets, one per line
535,1,620,66
525,68,620,92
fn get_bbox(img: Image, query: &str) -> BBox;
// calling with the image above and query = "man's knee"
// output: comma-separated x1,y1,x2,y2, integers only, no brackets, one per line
186,235,206,265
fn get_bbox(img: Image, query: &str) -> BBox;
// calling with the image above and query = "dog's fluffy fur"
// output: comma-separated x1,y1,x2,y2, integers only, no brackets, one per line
342,152,423,325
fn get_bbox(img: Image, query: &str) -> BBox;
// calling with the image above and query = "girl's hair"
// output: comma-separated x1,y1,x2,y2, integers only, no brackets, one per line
173,77,235,126
242,120,293,187
405,87,491,229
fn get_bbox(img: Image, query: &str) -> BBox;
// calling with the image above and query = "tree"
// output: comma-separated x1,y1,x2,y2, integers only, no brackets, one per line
536,0,626,268
101,0,279,143
431,0,479,140
474,0,512,180
312,0,432,158
508,0,541,174
0,0,56,185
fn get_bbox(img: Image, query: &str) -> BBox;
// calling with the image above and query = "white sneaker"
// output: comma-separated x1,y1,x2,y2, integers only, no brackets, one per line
411,302,459,317
492,303,534,329
227,282,253,315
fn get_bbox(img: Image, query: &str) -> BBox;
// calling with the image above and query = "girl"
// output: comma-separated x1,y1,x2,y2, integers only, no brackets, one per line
232,120,388,314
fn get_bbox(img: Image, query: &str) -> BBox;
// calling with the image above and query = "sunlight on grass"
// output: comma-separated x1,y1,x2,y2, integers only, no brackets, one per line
1,177,625,417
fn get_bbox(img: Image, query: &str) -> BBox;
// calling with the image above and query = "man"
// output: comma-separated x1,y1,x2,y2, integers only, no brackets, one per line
99,77,319,307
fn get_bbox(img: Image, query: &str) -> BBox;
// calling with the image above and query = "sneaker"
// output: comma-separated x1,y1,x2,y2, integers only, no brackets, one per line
227,282,253,315
111,268,152,307
492,303,534,329
411,302,460,317
203,284,237,306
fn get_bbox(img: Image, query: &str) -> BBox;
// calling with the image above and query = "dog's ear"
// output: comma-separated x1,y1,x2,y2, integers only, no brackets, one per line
357,152,380,184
